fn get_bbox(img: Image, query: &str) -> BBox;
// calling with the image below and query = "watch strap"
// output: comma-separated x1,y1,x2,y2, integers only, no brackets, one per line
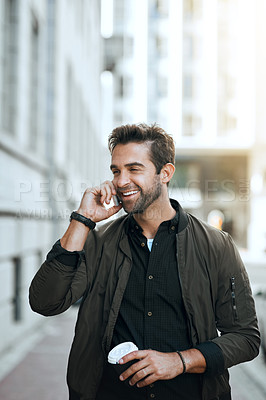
70,211,96,230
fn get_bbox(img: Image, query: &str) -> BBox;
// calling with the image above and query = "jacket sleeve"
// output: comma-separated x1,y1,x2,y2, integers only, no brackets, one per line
29,240,88,316
211,233,260,369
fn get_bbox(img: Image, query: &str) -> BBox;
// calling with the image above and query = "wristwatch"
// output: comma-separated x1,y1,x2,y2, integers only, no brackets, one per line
70,211,96,230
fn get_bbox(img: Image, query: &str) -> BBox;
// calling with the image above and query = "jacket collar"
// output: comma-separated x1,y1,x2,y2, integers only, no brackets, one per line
170,199,189,233
120,198,188,240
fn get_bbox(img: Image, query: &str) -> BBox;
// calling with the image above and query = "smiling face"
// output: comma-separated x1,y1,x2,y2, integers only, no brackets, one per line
110,142,164,215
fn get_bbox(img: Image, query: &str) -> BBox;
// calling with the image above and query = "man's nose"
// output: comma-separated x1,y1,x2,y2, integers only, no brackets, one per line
115,171,131,187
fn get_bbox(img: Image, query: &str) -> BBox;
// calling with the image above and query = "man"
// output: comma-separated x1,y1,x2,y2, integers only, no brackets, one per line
29,123,260,400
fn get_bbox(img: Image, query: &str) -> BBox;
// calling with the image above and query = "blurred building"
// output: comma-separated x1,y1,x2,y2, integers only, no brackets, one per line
0,0,104,359
1,0,266,367
248,0,266,255
170,0,254,249
172,0,266,253
102,0,266,252
101,0,179,134
101,0,148,141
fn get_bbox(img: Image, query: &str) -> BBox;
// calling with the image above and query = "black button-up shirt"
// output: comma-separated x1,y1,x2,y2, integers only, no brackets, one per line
97,204,202,400
54,200,228,399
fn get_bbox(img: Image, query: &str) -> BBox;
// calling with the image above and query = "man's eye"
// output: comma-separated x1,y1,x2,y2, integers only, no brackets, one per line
130,168,139,172
112,170,119,175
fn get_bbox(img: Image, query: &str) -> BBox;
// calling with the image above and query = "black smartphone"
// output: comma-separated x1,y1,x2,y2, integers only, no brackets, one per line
113,195,121,206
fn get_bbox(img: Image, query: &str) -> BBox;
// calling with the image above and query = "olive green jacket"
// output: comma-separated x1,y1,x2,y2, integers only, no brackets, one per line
29,202,260,400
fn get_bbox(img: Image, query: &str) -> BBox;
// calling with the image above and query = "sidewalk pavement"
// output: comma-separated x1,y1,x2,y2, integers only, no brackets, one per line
0,305,265,400
0,307,78,400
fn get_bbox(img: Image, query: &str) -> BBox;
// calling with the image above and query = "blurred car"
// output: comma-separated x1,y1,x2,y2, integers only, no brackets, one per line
254,284,266,362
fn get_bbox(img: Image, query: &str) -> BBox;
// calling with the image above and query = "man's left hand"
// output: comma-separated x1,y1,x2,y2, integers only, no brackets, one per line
118,350,182,388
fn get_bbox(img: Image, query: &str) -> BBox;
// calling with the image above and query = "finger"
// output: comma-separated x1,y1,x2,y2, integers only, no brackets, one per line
105,204,123,218
136,373,157,388
99,185,109,204
119,358,149,382
129,366,153,386
101,181,114,204
110,180,117,195
119,350,149,365
111,178,118,190
105,181,114,204
89,186,103,203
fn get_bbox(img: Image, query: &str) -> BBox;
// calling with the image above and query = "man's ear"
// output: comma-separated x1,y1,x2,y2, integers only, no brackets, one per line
160,163,175,184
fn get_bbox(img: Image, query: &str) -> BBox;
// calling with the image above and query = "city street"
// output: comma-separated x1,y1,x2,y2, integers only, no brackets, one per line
1,0,266,399
230,351,266,400
230,255,266,399
0,307,77,400
0,258,265,400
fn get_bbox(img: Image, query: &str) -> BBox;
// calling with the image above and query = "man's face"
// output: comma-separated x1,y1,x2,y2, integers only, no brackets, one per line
110,142,163,214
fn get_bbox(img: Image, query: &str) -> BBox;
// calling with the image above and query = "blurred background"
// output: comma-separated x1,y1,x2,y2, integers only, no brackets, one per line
0,0,266,399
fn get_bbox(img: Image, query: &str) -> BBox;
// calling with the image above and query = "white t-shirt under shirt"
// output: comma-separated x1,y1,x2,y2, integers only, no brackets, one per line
147,238,154,252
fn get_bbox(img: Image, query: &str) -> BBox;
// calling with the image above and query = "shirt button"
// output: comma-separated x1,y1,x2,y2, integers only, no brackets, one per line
148,275,153,280
141,242,145,247
150,394,155,398
171,225,175,231
150,383,154,388
147,311,152,317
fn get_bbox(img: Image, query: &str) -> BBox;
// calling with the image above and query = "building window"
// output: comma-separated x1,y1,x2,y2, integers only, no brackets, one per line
117,75,123,97
156,75,168,97
124,36,134,58
75,0,84,34
114,0,124,28
217,112,237,135
183,35,202,61
66,65,74,163
114,111,123,125
183,35,193,60
218,74,236,100
183,75,193,98
86,116,93,175
155,0,169,17
156,35,168,58
104,35,123,71
13,256,22,322
124,76,133,97
263,170,266,190
0,0,18,135
66,65,82,170
29,12,40,152
183,114,202,136
116,75,133,98
183,0,202,20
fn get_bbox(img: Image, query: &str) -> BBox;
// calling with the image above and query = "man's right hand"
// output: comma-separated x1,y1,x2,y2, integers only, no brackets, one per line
77,180,122,223
60,181,122,251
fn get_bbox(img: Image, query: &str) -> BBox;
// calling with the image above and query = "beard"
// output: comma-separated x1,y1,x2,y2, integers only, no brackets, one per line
121,175,162,215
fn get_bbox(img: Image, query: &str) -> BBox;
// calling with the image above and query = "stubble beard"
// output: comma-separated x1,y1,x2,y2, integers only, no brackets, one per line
122,175,162,215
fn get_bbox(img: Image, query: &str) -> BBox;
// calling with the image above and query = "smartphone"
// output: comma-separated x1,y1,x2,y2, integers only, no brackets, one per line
113,195,121,206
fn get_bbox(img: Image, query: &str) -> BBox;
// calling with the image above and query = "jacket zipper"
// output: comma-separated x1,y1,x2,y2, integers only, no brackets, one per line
230,276,238,320
175,236,195,345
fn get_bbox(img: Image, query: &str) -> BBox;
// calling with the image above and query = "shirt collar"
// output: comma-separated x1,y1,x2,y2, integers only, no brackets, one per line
126,199,179,236
126,215,143,235
160,199,179,234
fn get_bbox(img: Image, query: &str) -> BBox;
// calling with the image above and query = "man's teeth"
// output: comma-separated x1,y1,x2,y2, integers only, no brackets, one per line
123,190,138,196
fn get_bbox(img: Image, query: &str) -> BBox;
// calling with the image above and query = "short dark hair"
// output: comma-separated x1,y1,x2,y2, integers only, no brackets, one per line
108,123,175,174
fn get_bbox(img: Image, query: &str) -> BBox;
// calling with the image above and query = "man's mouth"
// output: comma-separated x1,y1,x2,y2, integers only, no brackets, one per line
119,190,140,199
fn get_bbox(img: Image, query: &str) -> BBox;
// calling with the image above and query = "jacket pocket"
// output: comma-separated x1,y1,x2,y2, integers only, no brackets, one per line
230,276,238,320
